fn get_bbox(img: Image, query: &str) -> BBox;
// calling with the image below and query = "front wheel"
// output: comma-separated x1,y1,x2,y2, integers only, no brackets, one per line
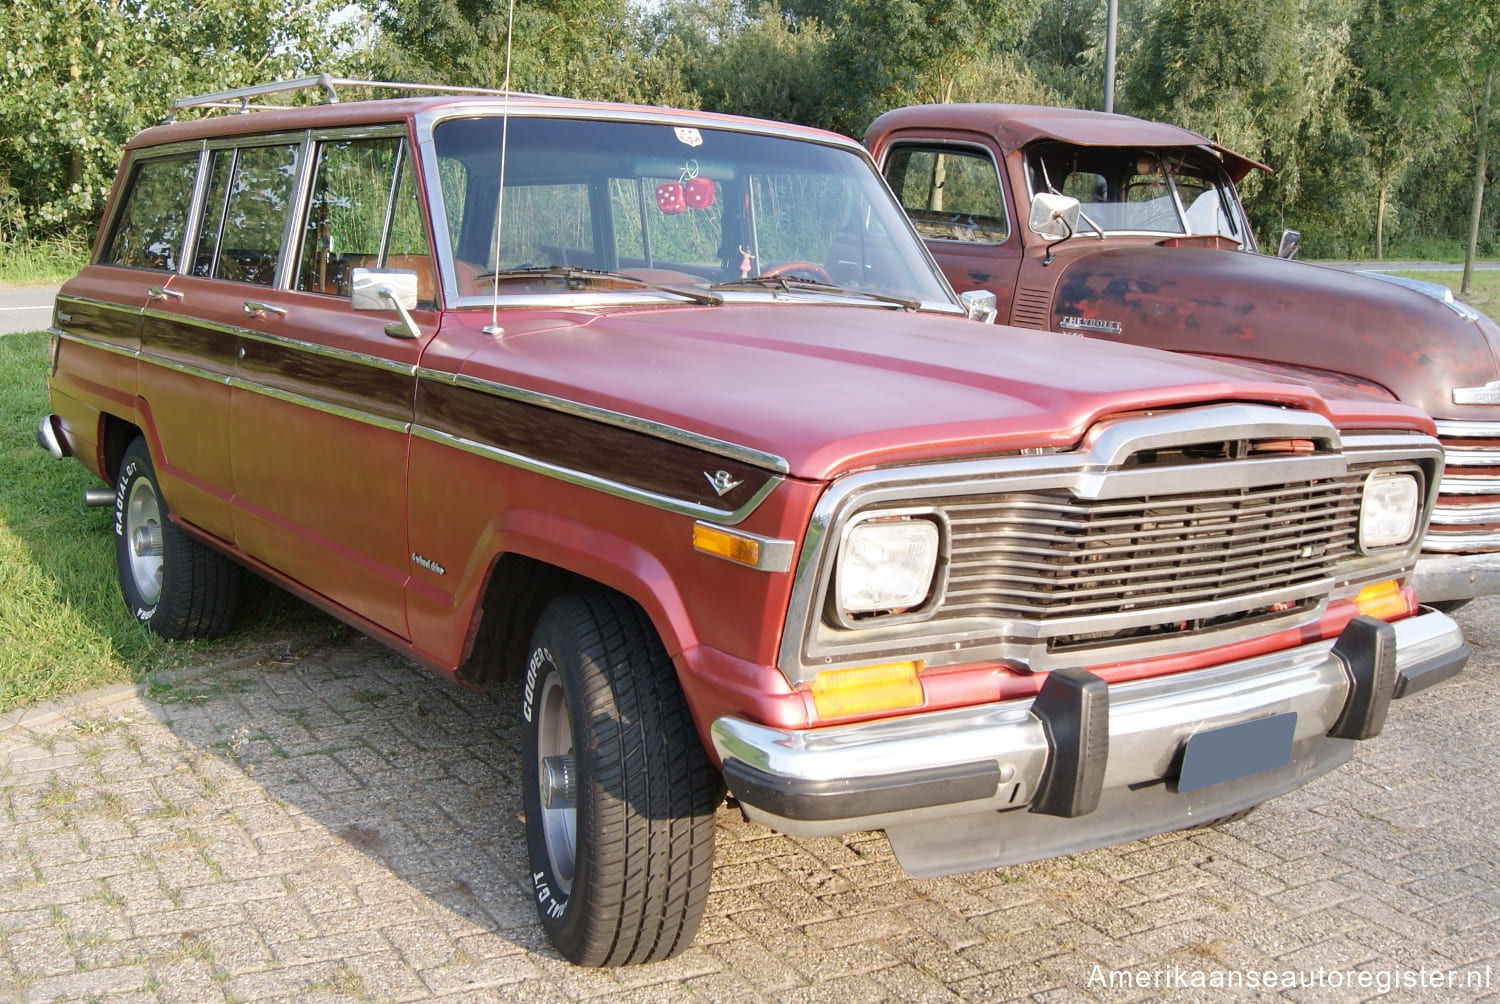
113,437,239,639
521,593,724,966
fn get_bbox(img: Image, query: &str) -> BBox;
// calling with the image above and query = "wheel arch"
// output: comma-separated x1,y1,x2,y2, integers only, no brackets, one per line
453,510,699,691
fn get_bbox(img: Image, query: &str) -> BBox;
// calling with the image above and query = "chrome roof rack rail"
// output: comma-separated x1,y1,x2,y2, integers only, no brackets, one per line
166,74,545,122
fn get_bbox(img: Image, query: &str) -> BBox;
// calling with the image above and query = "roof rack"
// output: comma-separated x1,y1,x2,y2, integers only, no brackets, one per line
166,74,543,122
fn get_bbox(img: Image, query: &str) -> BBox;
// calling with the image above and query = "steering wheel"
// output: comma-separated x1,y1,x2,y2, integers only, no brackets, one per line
758,260,833,284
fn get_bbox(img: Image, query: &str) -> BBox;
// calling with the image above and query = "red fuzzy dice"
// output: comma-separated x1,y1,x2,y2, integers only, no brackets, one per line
684,177,715,209
655,182,686,215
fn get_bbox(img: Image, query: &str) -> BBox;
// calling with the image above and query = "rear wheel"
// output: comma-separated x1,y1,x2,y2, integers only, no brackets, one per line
113,437,239,639
521,592,724,966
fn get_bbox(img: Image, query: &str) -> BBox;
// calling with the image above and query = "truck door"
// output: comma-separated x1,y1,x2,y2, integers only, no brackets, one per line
878,141,1021,317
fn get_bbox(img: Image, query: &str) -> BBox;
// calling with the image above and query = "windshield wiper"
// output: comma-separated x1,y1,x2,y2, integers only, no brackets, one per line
710,275,921,311
474,266,723,306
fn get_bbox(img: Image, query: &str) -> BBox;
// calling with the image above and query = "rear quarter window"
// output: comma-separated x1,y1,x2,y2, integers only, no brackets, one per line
101,153,201,271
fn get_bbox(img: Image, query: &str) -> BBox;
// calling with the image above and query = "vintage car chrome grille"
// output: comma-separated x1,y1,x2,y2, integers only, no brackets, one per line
1427,420,1500,554
929,474,1365,624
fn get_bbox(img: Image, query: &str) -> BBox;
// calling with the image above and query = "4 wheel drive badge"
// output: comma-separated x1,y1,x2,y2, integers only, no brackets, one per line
411,553,446,576
705,470,742,496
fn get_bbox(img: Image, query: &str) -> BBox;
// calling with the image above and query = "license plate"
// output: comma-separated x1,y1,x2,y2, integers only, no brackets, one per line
1177,712,1297,793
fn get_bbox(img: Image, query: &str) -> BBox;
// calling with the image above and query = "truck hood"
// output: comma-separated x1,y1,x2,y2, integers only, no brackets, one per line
434,303,1424,481
1050,245,1500,420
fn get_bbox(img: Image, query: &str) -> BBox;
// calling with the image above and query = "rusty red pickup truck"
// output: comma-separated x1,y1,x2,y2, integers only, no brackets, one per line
867,103,1500,607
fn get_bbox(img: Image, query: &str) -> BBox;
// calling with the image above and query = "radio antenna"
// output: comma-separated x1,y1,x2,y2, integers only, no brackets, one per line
484,0,517,336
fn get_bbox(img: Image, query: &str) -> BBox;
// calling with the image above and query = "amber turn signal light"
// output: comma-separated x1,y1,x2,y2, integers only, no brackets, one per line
1354,580,1416,621
810,661,924,721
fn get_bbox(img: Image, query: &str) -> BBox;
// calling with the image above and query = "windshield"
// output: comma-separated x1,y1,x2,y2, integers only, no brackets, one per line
1025,141,1251,245
428,115,956,308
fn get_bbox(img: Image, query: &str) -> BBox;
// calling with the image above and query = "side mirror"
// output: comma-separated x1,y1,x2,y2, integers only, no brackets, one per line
1028,192,1081,240
961,289,999,324
1277,229,1302,260
351,267,421,339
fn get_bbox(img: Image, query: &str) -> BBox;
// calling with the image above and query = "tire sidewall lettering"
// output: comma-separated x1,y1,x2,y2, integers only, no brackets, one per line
522,645,553,724
525,639,576,936
113,460,140,538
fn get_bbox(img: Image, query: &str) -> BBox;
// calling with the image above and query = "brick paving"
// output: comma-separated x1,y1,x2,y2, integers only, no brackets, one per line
2,601,1499,1003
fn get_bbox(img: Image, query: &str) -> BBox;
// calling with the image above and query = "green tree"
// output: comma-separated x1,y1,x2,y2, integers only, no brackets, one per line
816,0,1038,135
1412,0,1500,293
1121,0,1362,252
366,0,696,107
0,0,355,239
652,1,828,126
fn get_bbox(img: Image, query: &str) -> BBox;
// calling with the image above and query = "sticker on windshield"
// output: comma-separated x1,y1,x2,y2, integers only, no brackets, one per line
674,127,704,148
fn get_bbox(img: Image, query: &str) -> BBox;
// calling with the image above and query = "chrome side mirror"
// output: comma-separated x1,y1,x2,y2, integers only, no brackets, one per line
351,267,421,339
1277,229,1302,260
1028,192,1081,239
961,289,999,324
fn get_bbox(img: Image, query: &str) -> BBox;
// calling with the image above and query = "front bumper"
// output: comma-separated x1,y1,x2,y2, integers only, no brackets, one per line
1409,550,1500,604
711,609,1467,878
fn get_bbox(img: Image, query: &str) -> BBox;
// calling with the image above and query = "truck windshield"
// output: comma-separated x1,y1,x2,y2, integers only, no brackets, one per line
1026,142,1248,245
430,115,956,308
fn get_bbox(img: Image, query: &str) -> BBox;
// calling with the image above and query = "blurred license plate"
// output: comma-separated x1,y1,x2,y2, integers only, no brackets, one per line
1177,712,1297,793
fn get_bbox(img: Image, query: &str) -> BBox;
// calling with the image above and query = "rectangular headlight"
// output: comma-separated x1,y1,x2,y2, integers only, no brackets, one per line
1359,470,1420,550
837,516,941,617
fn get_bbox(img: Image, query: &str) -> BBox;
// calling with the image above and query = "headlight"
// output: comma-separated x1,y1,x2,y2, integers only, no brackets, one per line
1359,470,1420,550
836,516,941,617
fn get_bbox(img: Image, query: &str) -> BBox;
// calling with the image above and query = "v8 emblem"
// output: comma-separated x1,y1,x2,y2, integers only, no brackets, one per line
705,470,743,497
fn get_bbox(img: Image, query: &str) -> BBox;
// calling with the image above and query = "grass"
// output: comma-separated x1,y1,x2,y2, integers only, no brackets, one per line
0,236,89,287
0,332,325,713
1390,268,1500,320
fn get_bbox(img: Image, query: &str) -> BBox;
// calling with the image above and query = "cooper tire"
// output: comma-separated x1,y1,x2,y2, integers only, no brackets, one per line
521,592,724,966
113,437,239,639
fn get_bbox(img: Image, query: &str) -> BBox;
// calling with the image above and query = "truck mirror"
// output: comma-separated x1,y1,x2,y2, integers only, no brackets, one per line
961,289,999,324
1028,193,1081,239
351,267,422,339
1278,229,1302,259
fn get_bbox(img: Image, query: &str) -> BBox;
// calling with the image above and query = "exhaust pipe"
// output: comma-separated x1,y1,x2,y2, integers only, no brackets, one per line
36,415,68,460
84,487,116,508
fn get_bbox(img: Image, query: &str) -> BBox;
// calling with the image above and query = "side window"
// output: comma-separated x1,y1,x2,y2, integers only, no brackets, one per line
296,137,431,301
191,149,232,277
884,146,1009,244
214,144,299,286
101,154,200,271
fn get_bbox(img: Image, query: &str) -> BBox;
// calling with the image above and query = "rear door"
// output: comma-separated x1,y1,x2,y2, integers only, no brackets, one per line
226,130,437,636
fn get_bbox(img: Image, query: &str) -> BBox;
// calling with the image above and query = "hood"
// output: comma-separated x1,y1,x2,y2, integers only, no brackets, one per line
1049,246,1500,420
433,303,1424,481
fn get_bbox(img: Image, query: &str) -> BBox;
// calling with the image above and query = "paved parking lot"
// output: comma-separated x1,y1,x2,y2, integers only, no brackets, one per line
2,601,1498,1002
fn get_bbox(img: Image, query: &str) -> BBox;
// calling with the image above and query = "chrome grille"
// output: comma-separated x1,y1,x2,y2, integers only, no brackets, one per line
931,475,1365,622
1429,420,1500,553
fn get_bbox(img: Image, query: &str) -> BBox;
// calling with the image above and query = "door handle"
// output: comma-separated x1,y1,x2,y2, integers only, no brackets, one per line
243,301,287,320
147,286,183,302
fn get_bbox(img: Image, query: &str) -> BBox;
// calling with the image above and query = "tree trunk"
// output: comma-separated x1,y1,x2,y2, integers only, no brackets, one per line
1377,181,1386,260
1463,68,1493,297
